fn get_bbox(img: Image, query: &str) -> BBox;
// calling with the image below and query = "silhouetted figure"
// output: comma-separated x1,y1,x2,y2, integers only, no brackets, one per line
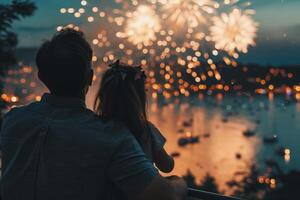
94,60,174,174
0,29,187,200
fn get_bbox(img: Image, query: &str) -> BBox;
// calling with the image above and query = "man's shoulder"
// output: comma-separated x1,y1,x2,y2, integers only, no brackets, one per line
3,102,39,120
2,103,134,144
63,111,133,143
102,120,133,140
0,103,40,133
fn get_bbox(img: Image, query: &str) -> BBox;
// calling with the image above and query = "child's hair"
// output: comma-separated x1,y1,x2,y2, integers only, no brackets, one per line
94,60,148,139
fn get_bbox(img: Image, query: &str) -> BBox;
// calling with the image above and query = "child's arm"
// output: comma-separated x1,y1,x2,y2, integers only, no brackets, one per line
147,122,175,173
153,146,175,173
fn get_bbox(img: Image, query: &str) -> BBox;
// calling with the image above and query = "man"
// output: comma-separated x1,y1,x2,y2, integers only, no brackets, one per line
0,29,187,200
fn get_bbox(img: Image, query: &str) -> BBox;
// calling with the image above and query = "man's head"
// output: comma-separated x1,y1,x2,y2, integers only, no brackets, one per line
36,29,94,97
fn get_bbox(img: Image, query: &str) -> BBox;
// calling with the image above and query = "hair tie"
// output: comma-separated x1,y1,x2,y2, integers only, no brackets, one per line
107,60,146,81
108,60,127,80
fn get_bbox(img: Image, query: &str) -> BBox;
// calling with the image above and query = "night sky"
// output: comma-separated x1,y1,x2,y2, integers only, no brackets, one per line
4,0,300,66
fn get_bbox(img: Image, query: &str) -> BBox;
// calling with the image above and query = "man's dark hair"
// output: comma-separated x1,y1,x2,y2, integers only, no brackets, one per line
36,28,93,96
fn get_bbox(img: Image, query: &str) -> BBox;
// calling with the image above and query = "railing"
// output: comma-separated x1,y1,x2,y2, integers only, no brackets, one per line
186,188,244,200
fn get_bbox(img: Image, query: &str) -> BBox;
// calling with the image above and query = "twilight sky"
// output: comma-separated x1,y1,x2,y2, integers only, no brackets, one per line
4,0,300,66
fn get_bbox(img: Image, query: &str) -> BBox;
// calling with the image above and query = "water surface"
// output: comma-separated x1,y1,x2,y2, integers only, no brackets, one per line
146,96,300,193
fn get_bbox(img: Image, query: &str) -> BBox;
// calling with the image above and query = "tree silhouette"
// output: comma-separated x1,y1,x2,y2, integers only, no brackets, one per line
0,0,36,125
183,170,220,193
200,173,220,194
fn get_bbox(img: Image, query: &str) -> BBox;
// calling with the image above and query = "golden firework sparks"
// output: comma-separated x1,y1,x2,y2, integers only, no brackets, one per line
58,0,259,97
210,8,258,54
160,0,217,28
124,5,161,46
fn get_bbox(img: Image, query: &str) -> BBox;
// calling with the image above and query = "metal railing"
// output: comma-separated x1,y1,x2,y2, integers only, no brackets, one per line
187,188,244,200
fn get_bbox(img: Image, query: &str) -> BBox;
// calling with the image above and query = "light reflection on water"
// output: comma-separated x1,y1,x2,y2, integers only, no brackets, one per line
145,97,300,193
148,100,259,193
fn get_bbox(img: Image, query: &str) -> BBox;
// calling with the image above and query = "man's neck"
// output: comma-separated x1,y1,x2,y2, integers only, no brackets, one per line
51,93,86,101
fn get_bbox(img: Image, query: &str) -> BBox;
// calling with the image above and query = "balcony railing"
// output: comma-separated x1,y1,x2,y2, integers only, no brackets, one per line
187,188,243,200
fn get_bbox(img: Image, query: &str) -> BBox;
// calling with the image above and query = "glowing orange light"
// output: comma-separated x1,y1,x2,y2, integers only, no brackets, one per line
185,131,192,138
294,85,300,92
11,96,19,103
35,96,42,101
296,93,300,100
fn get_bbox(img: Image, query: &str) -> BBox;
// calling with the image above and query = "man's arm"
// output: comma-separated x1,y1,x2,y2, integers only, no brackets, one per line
136,175,187,200
108,129,187,200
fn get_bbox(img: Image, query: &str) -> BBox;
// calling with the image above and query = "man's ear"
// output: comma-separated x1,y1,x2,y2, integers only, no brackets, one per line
88,69,94,86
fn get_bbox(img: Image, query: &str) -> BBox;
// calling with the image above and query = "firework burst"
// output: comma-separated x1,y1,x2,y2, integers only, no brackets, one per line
159,0,217,28
210,8,258,54
58,0,259,98
124,5,161,46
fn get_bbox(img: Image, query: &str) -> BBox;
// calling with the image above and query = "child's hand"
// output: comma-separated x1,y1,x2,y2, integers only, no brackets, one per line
153,147,175,173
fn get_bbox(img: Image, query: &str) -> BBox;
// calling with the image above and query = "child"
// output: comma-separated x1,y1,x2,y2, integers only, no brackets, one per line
94,60,174,173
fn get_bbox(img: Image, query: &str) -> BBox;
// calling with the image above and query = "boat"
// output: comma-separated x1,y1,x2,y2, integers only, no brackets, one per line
235,153,242,159
222,118,228,123
203,133,210,138
182,119,193,127
190,136,199,144
178,137,189,146
263,134,279,144
177,128,185,134
170,152,180,158
178,136,200,147
243,130,256,137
